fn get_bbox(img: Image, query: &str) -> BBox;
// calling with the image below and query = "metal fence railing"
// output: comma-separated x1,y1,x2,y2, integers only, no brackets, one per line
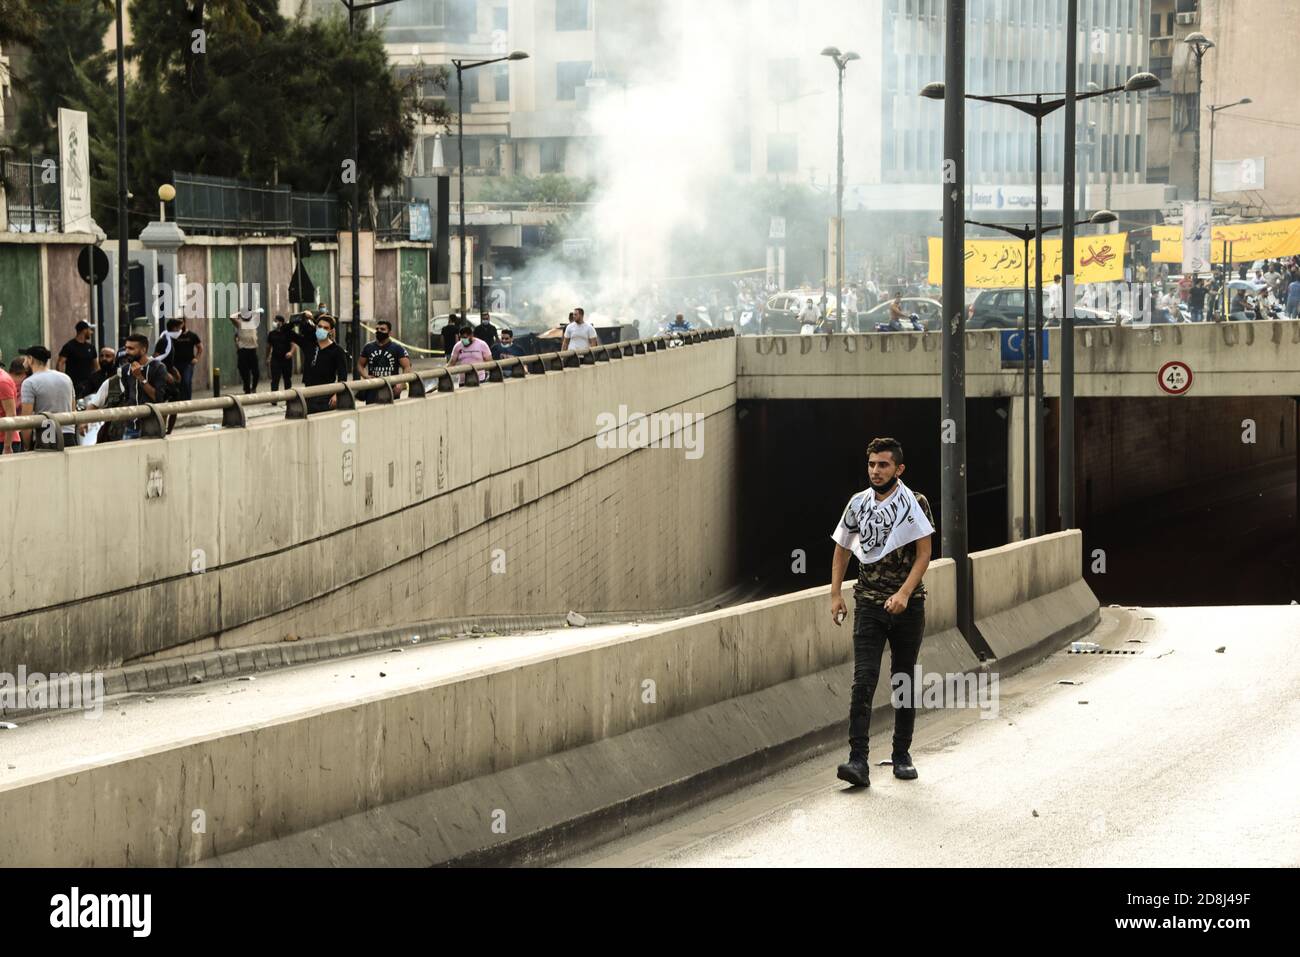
173,171,342,238
374,196,432,242
0,330,736,450
1,152,63,233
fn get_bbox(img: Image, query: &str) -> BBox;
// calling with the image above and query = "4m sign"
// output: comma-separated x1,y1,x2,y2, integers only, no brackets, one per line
1158,361,1194,396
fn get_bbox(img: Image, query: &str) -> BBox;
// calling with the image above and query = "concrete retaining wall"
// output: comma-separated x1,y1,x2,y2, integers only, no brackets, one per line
0,561,964,867
0,537,1101,867
737,323,1300,399
0,339,739,674
971,529,1100,670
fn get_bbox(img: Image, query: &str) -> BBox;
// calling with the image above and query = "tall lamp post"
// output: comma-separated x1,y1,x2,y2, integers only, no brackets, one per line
922,72,1155,535
1185,32,1215,203
965,210,1117,539
341,0,409,379
450,51,529,322
114,0,128,346
821,46,859,333
1062,0,1161,530
1207,97,1252,204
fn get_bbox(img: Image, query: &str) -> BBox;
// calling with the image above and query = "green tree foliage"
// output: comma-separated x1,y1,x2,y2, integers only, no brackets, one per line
478,174,596,205
8,0,443,235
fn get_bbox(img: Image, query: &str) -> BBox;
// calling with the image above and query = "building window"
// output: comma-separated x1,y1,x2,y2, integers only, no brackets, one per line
767,58,799,102
446,68,478,108
767,133,797,174
556,61,592,101
540,138,566,173
454,136,481,169
734,128,751,174
556,0,590,31
494,63,509,101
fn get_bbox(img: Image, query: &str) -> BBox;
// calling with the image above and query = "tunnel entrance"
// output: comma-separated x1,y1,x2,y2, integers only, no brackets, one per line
1062,396,1299,607
737,398,1009,595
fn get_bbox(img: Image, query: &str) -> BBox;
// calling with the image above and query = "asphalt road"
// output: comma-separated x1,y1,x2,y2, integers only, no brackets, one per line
563,605,1300,867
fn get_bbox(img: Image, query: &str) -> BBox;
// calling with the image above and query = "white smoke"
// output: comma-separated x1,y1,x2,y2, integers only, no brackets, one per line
510,0,882,326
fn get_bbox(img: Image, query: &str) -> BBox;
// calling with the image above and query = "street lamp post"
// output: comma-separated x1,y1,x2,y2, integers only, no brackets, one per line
341,0,409,379
1185,32,1215,203
114,0,128,346
1207,97,1252,204
966,211,1116,541
822,47,859,333
924,71,1158,535
450,52,529,324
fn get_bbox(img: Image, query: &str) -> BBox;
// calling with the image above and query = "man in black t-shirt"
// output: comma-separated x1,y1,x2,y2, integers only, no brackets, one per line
301,315,350,413
57,321,98,397
359,320,411,404
1188,278,1209,323
474,311,498,349
267,315,298,393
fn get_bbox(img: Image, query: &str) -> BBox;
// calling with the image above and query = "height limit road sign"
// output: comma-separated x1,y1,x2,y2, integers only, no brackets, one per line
1158,361,1193,395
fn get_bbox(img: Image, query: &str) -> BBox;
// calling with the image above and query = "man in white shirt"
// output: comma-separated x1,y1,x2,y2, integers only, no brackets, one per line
797,298,820,329
1046,275,1063,320
562,307,598,353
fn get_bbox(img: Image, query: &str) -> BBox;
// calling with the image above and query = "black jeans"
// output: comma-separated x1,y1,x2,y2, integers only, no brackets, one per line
270,358,294,392
848,597,925,757
237,348,260,393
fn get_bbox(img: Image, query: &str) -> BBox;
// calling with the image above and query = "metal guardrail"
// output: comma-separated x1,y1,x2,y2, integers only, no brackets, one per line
0,330,735,451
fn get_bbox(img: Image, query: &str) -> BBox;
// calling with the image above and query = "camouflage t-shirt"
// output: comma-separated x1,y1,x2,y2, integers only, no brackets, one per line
835,491,934,606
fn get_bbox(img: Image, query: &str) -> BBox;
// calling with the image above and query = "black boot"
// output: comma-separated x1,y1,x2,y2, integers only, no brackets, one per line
837,751,871,787
892,751,918,780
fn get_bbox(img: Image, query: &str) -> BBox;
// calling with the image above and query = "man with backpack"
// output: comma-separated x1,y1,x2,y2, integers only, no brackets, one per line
85,334,169,442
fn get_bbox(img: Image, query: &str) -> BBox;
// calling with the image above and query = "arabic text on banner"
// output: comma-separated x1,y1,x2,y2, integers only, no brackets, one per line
1152,216,1300,264
927,233,1127,288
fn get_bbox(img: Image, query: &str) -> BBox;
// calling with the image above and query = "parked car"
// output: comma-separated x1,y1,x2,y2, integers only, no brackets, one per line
970,288,1115,329
759,292,806,334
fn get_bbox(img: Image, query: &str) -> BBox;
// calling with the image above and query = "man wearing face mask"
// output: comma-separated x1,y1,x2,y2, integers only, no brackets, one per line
447,324,492,385
82,346,120,398
267,314,298,395
359,320,412,403
301,315,350,413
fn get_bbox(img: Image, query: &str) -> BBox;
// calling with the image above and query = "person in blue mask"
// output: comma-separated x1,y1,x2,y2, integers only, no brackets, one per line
300,315,350,413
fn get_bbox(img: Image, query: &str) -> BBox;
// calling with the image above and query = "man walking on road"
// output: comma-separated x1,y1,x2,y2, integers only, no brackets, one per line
829,437,935,788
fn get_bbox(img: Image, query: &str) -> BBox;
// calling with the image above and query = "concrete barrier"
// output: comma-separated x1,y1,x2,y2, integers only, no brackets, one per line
0,551,1073,867
737,323,1300,400
970,529,1100,671
0,338,739,674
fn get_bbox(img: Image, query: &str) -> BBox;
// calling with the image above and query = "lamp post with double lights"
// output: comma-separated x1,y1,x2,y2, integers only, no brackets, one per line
963,210,1117,539
1061,0,1161,530
821,46,859,333
1207,97,1252,204
450,51,529,323
922,70,1158,535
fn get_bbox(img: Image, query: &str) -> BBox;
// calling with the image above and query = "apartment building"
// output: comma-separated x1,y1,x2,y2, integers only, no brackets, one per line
1147,0,1300,216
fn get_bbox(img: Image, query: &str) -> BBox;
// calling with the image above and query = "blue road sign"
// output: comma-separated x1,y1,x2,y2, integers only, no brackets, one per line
1001,329,1049,363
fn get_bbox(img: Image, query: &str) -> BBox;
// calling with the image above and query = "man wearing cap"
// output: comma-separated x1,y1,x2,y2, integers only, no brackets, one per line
18,346,77,448
57,321,98,397
229,308,263,394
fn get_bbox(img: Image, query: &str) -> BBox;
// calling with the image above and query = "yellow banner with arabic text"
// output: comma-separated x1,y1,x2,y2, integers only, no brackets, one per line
1152,217,1300,264
927,233,1127,288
